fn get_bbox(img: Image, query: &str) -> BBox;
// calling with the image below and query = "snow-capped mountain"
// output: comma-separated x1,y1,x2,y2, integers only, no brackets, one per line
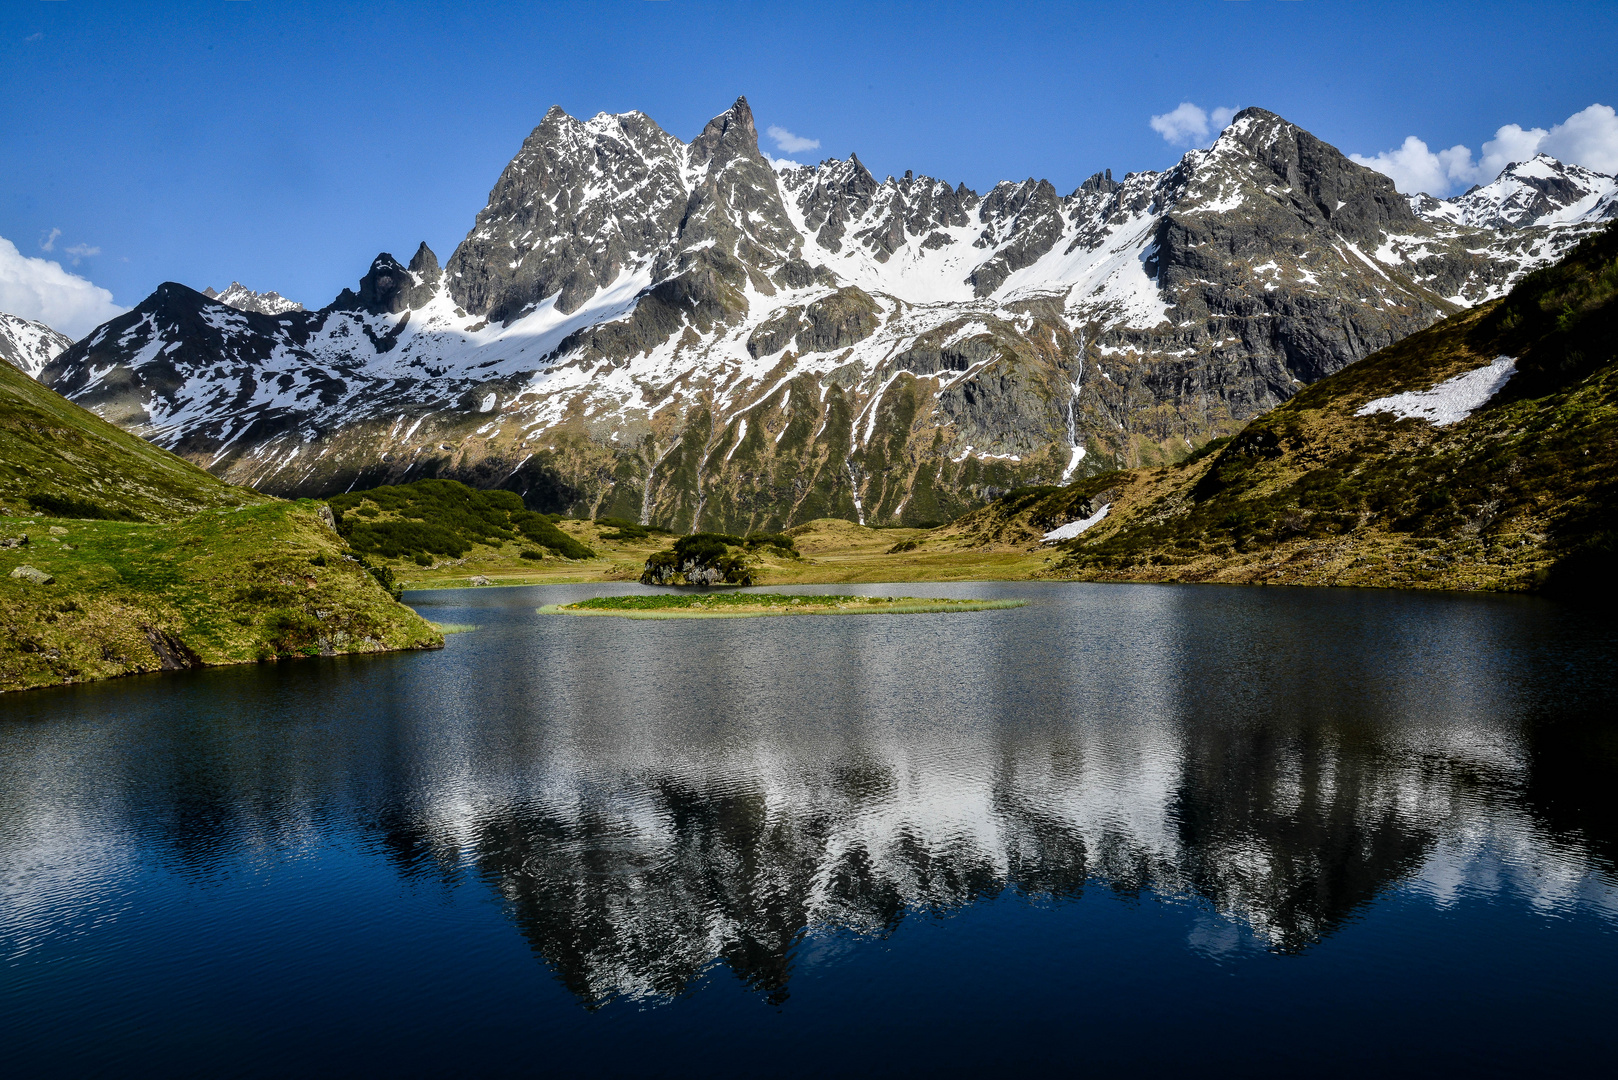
1410,155,1618,231
201,282,304,315
41,100,1616,530
0,312,75,378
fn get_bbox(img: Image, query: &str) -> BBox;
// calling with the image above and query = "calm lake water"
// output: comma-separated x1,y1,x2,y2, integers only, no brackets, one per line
3,581,1617,1076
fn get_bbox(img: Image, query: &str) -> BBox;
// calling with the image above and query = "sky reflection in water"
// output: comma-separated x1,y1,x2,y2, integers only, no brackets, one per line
2,581,1616,1075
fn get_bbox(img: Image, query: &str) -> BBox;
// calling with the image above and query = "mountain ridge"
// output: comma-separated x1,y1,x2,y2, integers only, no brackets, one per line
944,221,1618,593
39,100,1617,532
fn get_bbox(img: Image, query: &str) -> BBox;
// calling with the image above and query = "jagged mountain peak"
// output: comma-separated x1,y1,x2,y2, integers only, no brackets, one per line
408,241,440,276
202,281,304,316
45,99,1615,536
328,247,441,315
1415,154,1618,231
688,96,760,166
0,311,76,379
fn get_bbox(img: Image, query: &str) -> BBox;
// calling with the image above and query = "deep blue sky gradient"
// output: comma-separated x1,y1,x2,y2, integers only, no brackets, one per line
3,0,1614,310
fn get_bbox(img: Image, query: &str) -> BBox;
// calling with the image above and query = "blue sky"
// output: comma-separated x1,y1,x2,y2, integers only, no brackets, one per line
3,0,1616,335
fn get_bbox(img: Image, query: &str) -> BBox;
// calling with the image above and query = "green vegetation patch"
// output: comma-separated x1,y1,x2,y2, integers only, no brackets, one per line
328,478,595,561
1,353,262,522
540,592,1026,619
639,530,801,586
1,501,441,693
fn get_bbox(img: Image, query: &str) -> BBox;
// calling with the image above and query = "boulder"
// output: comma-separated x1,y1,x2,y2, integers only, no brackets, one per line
469,575,492,586
9,565,54,584
0,535,27,549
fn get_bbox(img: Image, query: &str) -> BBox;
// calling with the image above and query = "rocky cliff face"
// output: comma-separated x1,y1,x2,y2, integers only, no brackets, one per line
0,312,74,379
41,102,1617,531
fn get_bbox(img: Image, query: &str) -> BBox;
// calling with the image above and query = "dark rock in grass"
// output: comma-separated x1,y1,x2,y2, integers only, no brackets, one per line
142,627,201,670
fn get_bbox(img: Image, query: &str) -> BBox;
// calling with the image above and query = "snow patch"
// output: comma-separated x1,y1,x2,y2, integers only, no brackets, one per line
1355,356,1516,427
1042,503,1109,543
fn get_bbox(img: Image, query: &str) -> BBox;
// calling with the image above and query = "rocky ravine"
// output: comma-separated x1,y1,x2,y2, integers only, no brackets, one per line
40,100,1617,531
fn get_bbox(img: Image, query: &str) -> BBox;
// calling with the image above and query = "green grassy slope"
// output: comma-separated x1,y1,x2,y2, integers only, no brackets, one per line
0,355,260,521
1,367,441,693
949,222,1618,594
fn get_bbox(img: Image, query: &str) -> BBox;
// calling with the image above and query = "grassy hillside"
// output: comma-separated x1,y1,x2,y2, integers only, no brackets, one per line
1,366,440,693
0,354,258,521
939,222,1618,594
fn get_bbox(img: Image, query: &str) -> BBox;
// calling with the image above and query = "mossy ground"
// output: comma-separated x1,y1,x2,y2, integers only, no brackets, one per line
540,593,1025,619
1,501,441,693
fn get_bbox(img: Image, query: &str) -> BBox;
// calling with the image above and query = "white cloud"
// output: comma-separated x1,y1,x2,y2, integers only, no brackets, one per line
1150,102,1240,146
1349,136,1478,196
64,243,101,265
39,227,61,252
766,125,820,154
0,236,127,340
1352,103,1618,196
1539,104,1618,174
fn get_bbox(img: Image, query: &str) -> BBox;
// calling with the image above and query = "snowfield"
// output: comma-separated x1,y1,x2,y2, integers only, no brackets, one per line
1355,356,1518,427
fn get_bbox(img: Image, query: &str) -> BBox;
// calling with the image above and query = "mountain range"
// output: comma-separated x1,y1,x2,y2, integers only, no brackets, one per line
29,99,1618,530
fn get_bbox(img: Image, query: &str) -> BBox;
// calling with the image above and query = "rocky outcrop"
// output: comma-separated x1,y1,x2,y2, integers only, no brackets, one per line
329,245,442,315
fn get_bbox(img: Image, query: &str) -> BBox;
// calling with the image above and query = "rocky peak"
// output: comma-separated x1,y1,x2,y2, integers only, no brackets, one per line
969,179,1067,296
784,154,882,254
1213,107,1422,242
408,242,441,280
202,282,305,316
0,311,76,379
687,96,761,168
328,249,439,315
446,106,691,321
1431,155,1618,230
665,96,802,282
1075,170,1119,196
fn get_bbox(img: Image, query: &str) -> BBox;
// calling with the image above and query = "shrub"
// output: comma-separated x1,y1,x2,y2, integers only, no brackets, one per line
519,549,544,560
262,608,321,655
327,478,595,560
26,492,141,521
744,532,798,556
641,534,758,586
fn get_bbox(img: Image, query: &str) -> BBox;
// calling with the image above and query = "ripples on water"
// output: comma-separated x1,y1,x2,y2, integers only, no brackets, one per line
2,582,1616,1075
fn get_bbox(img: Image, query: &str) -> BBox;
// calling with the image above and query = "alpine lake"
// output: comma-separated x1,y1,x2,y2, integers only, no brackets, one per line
3,580,1616,1076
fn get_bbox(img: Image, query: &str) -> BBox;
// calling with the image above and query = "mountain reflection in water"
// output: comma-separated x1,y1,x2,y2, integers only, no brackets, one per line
3,582,1616,1033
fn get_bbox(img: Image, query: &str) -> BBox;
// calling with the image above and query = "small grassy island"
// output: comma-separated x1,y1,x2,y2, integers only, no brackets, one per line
538,593,1026,620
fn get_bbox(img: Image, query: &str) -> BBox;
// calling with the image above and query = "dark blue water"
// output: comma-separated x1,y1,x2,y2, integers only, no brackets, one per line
3,581,1617,1077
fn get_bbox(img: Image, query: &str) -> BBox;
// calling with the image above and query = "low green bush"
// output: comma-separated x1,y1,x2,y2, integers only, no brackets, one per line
26,492,142,521
327,478,595,561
